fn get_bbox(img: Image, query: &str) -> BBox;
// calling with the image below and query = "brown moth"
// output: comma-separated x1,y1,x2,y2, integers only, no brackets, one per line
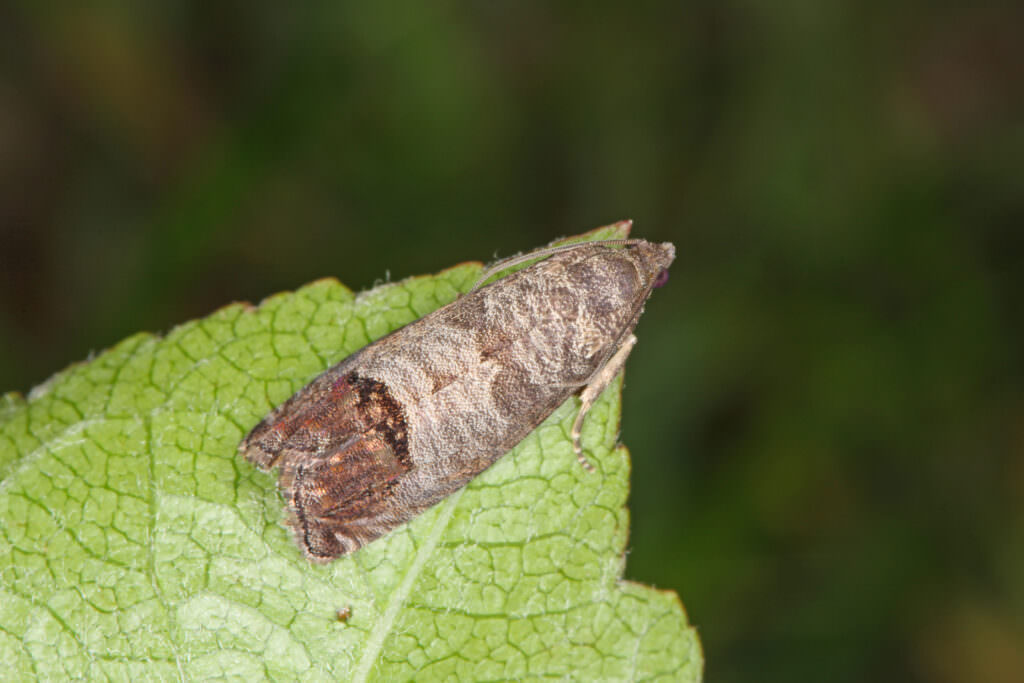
239,229,675,562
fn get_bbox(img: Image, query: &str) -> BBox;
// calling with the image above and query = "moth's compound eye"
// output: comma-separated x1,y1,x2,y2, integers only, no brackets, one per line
654,269,670,288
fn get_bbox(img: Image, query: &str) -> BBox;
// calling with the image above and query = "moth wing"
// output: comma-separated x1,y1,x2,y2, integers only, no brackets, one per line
238,353,365,469
277,436,410,557
268,372,414,560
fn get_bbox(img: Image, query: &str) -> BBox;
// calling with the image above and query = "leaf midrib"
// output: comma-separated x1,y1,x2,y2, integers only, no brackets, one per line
351,488,464,682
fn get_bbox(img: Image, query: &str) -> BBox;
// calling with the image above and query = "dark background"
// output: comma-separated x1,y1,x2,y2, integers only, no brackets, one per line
1,4,1022,682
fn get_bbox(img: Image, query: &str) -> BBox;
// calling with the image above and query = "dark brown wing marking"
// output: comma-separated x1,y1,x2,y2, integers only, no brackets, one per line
263,373,413,560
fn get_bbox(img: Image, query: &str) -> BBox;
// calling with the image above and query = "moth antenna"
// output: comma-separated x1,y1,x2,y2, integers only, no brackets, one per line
470,238,645,292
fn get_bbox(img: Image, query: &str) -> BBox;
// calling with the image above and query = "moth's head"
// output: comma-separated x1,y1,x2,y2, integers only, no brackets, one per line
626,240,676,291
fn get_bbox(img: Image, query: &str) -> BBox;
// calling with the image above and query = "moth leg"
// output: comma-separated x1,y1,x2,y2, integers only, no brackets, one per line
571,334,638,471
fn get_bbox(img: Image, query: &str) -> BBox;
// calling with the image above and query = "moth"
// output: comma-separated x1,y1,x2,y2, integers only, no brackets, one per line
239,231,675,561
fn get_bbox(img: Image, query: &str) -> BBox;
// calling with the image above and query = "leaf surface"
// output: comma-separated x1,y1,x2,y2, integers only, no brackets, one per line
0,225,702,681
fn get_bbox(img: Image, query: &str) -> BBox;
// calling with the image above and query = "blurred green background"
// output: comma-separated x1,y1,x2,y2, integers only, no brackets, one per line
2,3,1022,682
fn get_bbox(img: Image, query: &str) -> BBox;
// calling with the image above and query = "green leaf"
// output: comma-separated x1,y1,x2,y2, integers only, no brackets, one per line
0,224,702,681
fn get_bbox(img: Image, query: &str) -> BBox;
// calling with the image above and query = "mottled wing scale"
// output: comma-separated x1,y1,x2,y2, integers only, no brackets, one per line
239,366,349,469
242,368,413,559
